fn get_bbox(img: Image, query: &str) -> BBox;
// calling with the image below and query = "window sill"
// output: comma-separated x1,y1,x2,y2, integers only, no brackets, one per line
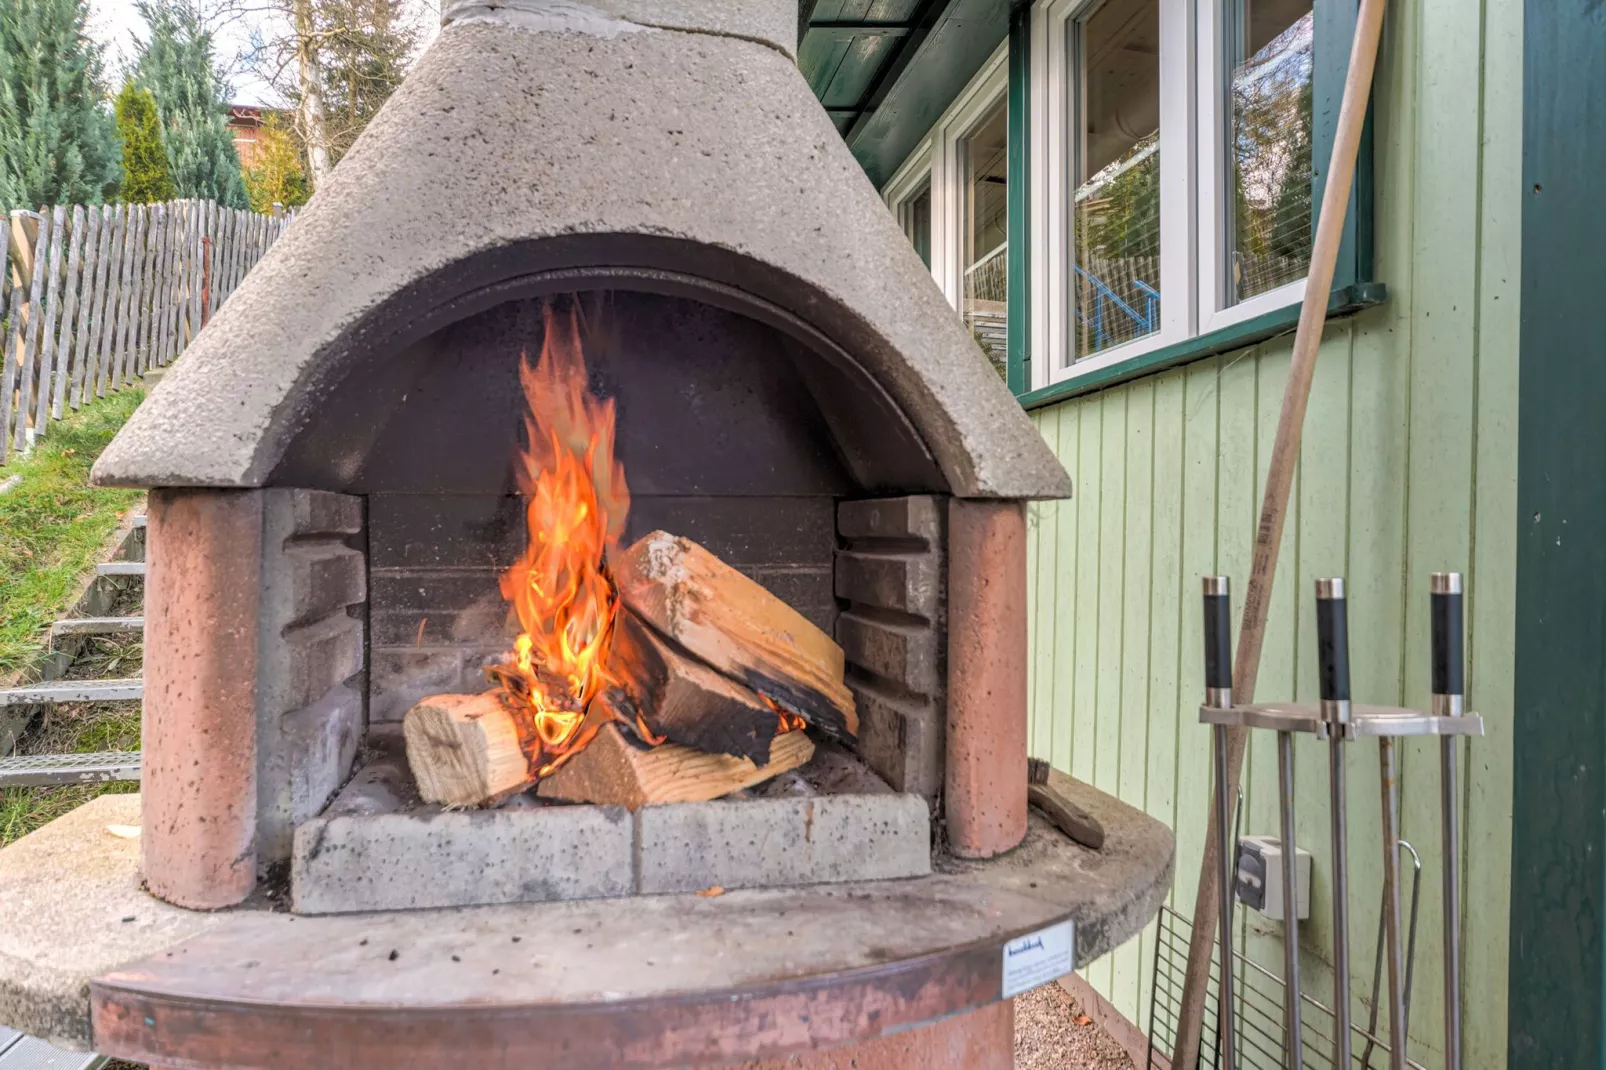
1015,282,1388,411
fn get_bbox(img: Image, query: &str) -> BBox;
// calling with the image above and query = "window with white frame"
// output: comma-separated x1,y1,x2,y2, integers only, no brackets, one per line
884,46,1012,379
1031,0,1320,389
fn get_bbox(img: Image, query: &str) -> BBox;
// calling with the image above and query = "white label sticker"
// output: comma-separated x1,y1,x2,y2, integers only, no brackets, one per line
1001,920,1076,998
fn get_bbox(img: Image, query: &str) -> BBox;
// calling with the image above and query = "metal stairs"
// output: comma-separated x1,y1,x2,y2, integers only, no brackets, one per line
0,519,144,788
0,1025,104,1069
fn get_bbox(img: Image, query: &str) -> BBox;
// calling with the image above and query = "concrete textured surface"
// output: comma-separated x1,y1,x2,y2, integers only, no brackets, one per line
636,793,931,895
291,806,635,913
90,12,1072,502
0,795,221,1050
443,0,797,58
945,499,1029,858
142,488,263,908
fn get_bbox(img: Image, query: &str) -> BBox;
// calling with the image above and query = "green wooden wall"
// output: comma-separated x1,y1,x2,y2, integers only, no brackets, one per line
1023,0,1521,1063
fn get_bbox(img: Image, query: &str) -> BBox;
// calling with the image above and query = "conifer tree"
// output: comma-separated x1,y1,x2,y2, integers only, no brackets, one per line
242,113,308,214
133,0,246,208
0,0,120,209
115,81,175,203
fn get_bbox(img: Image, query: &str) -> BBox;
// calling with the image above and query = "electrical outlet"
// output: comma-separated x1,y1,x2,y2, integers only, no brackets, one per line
1235,835,1311,921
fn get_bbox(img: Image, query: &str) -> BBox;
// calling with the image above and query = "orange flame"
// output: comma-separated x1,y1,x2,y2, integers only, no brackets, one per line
492,299,809,782
495,301,633,776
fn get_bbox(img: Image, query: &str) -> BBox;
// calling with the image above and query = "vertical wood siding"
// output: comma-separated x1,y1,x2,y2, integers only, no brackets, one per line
1025,0,1520,1062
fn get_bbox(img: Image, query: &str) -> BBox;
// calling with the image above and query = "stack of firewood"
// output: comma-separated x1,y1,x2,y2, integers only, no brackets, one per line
404,531,857,810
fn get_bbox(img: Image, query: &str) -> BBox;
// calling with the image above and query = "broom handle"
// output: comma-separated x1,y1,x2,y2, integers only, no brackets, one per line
1170,0,1389,1065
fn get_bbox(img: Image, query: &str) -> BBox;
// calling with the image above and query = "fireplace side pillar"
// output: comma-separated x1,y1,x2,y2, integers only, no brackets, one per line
143,489,265,909
945,499,1028,859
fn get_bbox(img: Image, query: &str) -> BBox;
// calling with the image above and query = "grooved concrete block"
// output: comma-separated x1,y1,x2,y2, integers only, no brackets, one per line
288,489,363,536
636,794,930,896
836,610,937,694
256,488,367,865
851,682,944,800
292,807,634,914
837,496,942,544
282,684,364,827
282,613,363,711
282,543,366,628
834,551,940,620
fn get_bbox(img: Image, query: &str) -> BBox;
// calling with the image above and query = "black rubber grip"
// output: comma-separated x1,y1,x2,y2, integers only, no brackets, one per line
1315,591,1351,702
1432,590,1465,696
1204,592,1232,690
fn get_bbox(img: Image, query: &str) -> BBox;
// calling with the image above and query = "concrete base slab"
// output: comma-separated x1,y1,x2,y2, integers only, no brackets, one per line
0,795,221,1049
0,778,1173,1067
290,735,931,914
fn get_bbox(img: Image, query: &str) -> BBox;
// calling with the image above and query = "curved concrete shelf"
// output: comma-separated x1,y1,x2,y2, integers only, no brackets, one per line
0,781,1173,1068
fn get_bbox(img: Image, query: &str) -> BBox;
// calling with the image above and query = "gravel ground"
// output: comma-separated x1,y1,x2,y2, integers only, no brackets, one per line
1015,982,1137,1069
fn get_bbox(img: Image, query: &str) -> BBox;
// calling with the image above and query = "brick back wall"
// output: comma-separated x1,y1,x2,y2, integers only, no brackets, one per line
366,493,838,723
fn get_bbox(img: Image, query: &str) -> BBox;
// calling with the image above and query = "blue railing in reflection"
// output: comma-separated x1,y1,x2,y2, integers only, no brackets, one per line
1074,265,1159,352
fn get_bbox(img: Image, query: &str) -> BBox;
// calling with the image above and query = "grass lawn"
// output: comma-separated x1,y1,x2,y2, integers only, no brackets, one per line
0,389,145,680
0,389,147,847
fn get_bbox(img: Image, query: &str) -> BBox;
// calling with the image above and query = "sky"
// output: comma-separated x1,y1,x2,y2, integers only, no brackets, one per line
85,0,440,108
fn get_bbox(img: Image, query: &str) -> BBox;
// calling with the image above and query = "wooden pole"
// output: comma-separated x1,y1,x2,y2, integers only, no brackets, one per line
1170,0,1390,1065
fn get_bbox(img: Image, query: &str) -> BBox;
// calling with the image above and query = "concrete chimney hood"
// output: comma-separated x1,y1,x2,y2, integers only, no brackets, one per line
91,0,1071,502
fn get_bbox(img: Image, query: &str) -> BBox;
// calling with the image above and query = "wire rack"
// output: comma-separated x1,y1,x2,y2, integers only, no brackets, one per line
1145,905,1429,1070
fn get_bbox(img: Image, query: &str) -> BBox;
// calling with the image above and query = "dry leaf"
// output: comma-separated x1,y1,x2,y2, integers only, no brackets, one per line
696,885,725,898
1074,1015,1093,1027
106,825,141,839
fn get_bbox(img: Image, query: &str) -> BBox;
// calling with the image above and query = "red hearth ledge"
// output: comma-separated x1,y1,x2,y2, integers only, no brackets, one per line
143,488,263,908
945,499,1029,859
727,1000,1013,1069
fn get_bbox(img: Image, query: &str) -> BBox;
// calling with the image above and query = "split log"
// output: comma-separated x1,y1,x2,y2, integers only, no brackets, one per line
614,531,858,741
608,609,783,765
403,692,534,807
539,721,814,811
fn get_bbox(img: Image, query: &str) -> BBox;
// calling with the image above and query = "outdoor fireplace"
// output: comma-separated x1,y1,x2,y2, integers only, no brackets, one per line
0,2,1172,1067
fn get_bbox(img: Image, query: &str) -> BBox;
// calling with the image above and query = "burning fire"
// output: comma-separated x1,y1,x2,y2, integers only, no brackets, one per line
490,301,654,776
491,299,810,781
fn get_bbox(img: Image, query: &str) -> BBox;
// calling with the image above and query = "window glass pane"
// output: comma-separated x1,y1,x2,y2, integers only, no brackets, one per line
901,182,933,269
960,101,1009,376
1228,0,1314,303
1072,0,1162,362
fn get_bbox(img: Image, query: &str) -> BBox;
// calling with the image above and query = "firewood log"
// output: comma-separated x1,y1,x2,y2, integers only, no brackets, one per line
538,721,815,811
608,609,782,765
614,531,858,740
403,692,534,807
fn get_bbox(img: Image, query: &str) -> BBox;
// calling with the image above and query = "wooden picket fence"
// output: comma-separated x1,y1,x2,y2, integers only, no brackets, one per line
0,199,291,465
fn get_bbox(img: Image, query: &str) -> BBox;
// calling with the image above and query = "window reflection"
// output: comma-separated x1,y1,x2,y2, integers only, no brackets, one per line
901,182,933,269
1072,0,1162,361
1229,0,1314,303
961,101,1009,376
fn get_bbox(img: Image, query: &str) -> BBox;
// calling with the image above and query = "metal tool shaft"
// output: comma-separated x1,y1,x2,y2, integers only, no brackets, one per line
1203,577,1237,1069
1431,571,1465,1070
1441,739,1462,1070
1277,732,1302,1068
1378,738,1408,1070
1329,737,1352,1069
1214,725,1237,1070
1315,578,1353,1070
